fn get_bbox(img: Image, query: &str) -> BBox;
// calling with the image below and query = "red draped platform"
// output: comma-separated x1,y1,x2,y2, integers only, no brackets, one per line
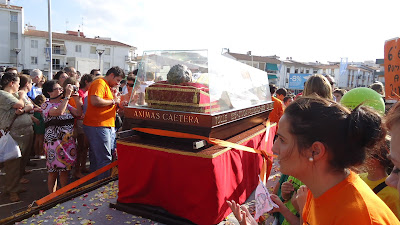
117,123,276,225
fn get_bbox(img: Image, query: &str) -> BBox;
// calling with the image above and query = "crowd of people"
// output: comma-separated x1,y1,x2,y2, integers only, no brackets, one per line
2,64,400,224
0,66,135,202
230,74,400,224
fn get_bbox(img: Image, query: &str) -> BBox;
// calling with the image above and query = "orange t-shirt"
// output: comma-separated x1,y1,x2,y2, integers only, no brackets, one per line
68,97,77,108
302,171,399,225
268,96,284,124
83,78,116,127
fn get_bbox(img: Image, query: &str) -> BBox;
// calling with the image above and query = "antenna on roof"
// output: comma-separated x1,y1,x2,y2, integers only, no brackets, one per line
66,19,69,32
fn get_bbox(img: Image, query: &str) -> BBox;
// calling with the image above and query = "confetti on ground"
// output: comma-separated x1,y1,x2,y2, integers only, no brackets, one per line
14,173,282,225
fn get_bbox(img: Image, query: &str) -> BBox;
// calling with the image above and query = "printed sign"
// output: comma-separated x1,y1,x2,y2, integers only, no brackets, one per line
384,38,400,101
45,47,51,62
288,74,312,90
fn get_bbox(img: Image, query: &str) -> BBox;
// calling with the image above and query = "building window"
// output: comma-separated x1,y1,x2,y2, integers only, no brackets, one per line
105,48,111,55
295,69,298,73
259,62,265,71
52,58,61,70
306,70,309,74
90,46,97,54
10,14,18,22
53,45,61,54
75,45,82,52
286,68,290,73
31,57,38,65
31,40,38,48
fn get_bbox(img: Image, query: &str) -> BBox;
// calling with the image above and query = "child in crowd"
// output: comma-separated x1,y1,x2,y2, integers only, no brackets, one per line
333,89,346,103
33,95,46,159
359,136,400,219
272,174,304,225
62,77,86,178
283,96,293,108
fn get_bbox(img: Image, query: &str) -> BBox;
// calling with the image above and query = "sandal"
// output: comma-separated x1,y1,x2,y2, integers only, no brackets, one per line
20,177,30,184
9,192,20,202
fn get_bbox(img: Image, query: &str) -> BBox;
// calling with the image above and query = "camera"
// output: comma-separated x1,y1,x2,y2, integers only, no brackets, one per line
71,85,78,93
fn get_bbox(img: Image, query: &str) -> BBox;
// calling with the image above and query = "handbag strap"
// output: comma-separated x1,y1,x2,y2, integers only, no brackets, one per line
4,114,19,133
373,181,388,194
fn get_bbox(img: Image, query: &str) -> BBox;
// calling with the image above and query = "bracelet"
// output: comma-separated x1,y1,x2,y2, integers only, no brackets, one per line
112,99,116,105
65,96,70,100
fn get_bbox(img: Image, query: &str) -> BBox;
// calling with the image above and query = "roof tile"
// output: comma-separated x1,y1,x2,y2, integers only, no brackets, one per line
24,30,134,48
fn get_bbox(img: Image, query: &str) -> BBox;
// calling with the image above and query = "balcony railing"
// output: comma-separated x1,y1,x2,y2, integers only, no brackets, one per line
53,49,66,55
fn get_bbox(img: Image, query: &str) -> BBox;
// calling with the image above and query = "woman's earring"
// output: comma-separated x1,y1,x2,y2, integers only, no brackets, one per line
308,157,314,162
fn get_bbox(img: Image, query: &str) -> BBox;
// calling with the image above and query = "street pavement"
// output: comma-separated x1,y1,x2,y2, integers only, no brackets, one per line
0,159,281,224
0,158,90,220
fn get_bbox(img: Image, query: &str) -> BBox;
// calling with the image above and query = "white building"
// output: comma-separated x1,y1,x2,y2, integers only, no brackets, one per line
279,60,320,88
0,2,136,76
22,29,136,76
0,2,23,69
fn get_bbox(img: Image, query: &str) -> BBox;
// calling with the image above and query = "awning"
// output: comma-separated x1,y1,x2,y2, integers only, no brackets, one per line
268,75,278,79
266,63,279,71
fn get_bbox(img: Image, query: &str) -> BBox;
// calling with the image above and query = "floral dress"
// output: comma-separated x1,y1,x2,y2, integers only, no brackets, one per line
42,100,76,172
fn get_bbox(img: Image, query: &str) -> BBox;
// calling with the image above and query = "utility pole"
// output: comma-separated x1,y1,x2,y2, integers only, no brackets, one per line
48,0,53,79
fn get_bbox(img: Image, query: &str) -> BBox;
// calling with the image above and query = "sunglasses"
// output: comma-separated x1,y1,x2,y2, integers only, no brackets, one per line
127,83,135,87
53,87,63,91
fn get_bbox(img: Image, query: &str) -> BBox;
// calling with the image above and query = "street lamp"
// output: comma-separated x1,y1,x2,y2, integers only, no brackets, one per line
14,48,21,68
96,49,105,73
247,51,253,67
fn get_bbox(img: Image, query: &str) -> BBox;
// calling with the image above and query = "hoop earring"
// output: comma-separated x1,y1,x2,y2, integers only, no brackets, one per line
308,157,314,162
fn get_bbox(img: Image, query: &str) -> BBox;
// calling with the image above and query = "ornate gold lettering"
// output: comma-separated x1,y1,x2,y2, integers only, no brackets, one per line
162,113,168,120
145,111,151,118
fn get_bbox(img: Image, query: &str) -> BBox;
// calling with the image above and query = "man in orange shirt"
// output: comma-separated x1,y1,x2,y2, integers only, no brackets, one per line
268,84,284,124
83,67,125,180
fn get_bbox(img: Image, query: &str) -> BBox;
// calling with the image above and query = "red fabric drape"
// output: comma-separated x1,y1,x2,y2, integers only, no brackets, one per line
117,125,276,225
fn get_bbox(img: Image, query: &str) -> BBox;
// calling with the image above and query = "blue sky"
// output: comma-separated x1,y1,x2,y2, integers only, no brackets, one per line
10,0,400,63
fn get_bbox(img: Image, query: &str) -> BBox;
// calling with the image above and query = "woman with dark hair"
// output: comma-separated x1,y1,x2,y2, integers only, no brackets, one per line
54,70,68,87
385,103,400,197
228,96,398,224
53,70,66,80
17,74,36,184
0,72,34,202
42,80,82,193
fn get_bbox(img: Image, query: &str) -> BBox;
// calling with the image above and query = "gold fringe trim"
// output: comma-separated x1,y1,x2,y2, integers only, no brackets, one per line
146,86,210,97
146,99,214,107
